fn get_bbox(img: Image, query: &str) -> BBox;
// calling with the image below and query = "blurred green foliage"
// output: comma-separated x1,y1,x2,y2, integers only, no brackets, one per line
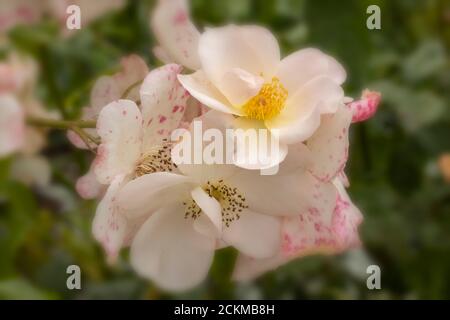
0,0,449,299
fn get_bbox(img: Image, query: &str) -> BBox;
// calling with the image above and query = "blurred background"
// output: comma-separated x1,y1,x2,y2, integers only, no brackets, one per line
0,0,449,299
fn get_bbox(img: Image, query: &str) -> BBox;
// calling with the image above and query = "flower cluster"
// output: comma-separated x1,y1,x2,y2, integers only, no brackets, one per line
72,0,381,291
0,0,382,292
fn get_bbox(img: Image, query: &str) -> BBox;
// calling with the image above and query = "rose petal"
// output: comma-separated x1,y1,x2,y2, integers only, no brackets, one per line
191,186,222,235
116,172,194,219
130,202,215,291
220,68,263,106
276,48,346,94
94,100,143,184
174,110,238,183
76,165,105,199
92,174,128,261
151,0,201,70
223,209,281,259
140,64,189,149
347,89,381,123
178,71,242,115
307,105,352,182
199,25,280,90
266,76,344,144
90,55,149,112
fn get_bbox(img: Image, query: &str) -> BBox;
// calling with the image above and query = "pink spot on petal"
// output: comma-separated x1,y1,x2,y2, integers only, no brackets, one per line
159,115,167,123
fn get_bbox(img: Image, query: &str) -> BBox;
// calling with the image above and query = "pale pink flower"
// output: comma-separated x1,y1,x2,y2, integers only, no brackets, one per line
177,25,347,169
90,64,190,261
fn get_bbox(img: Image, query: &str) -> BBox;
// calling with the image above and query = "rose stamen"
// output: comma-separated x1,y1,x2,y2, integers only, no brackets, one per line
242,77,288,121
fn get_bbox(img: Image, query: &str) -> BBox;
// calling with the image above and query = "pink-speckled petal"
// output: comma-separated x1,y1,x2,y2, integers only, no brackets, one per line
92,174,128,262
331,179,363,248
0,94,25,157
151,0,201,70
76,165,105,199
179,97,207,128
307,105,353,182
140,64,189,149
348,89,381,123
280,179,362,258
94,100,143,184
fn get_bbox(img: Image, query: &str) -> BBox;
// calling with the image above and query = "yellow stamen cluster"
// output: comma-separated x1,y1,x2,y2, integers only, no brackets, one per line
183,180,248,227
135,139,177,177
242,77,288,121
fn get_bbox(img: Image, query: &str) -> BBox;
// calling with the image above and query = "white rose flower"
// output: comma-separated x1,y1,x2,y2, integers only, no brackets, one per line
177,25,346,169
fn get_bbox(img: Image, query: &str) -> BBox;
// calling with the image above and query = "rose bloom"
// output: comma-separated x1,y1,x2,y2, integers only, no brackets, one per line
89,63,192,261
176,25,347,169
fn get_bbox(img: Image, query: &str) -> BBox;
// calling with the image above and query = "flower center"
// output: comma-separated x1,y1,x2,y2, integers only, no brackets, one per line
135,139,177,177
242,77,288,121
184,180,249,227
